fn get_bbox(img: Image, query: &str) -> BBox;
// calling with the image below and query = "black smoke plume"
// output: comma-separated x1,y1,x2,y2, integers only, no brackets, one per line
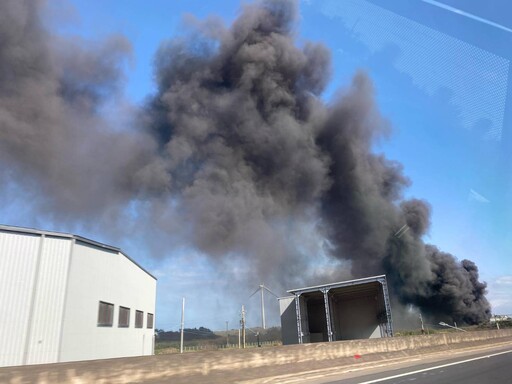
0,0,490,324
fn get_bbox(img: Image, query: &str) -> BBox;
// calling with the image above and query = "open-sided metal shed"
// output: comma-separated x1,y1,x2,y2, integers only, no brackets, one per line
279,275,393,345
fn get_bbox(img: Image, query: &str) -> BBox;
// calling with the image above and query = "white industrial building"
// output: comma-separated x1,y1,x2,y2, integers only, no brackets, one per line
0,225,157,367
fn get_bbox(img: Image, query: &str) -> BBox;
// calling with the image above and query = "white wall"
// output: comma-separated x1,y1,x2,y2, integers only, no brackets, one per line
279,297,298,345
59,241,156,362
0,227,157,367
0,231,41,367
26,236,71,364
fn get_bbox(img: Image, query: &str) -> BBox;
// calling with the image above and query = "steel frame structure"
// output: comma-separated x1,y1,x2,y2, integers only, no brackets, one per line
288,275,394,344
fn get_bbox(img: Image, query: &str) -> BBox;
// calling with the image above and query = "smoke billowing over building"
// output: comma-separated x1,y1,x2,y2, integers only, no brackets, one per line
0,0,490,325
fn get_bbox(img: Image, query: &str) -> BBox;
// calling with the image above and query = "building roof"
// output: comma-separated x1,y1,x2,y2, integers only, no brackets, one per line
287,275,386,295
0,224,156,280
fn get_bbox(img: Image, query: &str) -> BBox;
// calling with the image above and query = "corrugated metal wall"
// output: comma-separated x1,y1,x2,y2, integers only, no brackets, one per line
0,227,156,367
26,237,71,365
0,231,41,367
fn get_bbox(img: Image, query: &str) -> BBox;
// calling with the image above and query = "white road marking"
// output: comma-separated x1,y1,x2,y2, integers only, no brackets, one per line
357,349,512,384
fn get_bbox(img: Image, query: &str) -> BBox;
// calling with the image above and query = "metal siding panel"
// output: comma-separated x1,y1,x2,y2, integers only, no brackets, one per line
0,232,40,367
60,245,157,362
279,297,299,345
26,237,70,364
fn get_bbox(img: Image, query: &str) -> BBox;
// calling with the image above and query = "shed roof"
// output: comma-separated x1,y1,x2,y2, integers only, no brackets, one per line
287,275,386,295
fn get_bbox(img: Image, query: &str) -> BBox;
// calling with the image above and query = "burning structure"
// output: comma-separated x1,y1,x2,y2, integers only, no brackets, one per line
279,275,393,345
0,0,491,327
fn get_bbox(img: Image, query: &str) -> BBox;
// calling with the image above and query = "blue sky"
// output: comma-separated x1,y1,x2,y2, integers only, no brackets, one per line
4,0,511,330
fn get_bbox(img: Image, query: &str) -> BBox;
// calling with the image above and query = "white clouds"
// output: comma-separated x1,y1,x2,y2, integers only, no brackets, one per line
488,275,512,315
496,276,512,285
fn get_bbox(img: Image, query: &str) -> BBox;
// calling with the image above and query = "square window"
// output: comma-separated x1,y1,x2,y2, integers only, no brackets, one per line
119,306,130,328
135,310,144,328
98,301,114,327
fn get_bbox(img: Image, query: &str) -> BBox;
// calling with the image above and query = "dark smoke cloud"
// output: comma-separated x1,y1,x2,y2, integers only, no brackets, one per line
314,73,489,323
0,0,168,221
0,0,490,324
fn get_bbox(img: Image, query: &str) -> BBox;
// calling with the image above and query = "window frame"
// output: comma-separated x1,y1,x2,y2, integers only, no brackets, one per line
135,310,144,328
118,306,130,328
97,301,114,327
147,313,154,329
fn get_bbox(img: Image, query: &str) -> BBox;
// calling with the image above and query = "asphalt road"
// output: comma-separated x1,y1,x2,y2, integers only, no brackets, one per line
327,348,512,384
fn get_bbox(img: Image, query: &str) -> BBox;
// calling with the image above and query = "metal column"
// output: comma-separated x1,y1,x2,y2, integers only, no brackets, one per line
321,288,333,342
294,294,303,344
379,278,394,337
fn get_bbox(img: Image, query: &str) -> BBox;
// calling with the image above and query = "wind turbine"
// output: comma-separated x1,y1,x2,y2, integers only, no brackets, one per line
249,284,278,329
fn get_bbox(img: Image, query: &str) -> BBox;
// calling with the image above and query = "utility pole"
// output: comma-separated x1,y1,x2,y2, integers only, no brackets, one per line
238,323,241,349
180,297,185,354
226,321,229,347
241,305,246,349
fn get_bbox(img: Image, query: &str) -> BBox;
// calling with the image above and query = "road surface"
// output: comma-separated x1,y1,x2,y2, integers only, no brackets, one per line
318,346,512,384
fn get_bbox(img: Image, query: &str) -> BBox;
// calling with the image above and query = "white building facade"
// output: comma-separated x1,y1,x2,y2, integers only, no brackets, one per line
0,225,157,367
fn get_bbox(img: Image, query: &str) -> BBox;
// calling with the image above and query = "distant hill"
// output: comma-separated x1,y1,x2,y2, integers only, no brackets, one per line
156,327,219,342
